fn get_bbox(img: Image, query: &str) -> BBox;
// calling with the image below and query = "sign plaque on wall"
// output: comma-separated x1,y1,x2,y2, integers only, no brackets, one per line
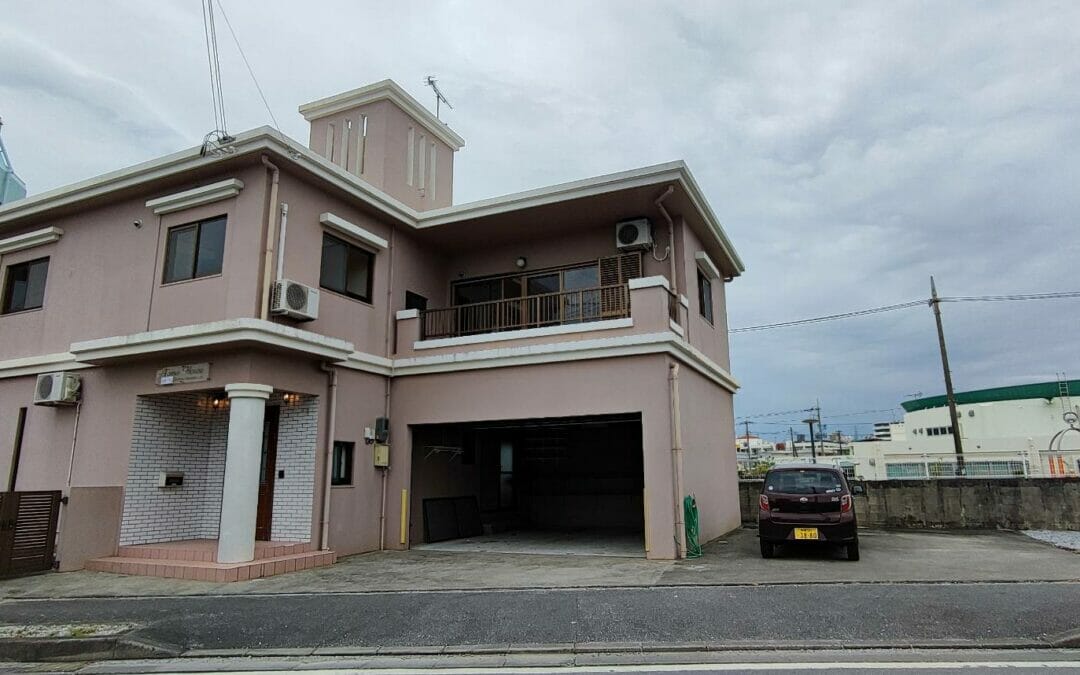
156,363,211,386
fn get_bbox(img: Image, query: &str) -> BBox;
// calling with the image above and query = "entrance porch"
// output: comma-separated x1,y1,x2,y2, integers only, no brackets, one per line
86,539,335,582
99,383,329,580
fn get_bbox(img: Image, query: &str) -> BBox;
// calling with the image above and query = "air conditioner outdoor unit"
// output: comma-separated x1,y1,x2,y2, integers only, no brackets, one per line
34,372,81,406
615,218,653,251
271,279,320,321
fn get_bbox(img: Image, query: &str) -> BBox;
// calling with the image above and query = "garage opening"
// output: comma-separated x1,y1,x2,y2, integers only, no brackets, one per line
409,413,644,557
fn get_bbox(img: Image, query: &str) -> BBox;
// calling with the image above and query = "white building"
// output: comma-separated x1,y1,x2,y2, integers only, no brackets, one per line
850,379,1080,480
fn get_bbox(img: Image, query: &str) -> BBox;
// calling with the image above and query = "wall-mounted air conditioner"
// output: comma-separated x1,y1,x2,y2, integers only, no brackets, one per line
615,218,653,251
271,279,320,321
34,372,82,406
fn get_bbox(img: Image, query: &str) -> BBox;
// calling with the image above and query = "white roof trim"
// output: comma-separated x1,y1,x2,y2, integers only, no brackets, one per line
70,318,354,364
319,212,389,250
0,130,741,275
0,226,63,255
145,178,244,215
0,128,419,231
299,79,465,150
695,251,721,280
0,351,90,380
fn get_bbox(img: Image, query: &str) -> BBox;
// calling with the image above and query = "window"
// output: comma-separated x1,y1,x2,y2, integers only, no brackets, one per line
2,258,49,314
320,233,374,302
697,270,714,324
163,216,226,283
331,441,354,486
405,291,428,311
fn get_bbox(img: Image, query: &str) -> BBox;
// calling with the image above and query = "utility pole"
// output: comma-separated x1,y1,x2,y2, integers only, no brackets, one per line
802,417,818,463
930,276,965,475
789,427,797,458
743,421,752,460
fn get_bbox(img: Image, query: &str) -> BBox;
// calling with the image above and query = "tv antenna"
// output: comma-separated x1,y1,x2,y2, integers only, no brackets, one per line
424,76,453,120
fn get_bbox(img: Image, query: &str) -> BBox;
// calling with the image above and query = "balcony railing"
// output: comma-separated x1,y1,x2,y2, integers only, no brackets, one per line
420,284,630,340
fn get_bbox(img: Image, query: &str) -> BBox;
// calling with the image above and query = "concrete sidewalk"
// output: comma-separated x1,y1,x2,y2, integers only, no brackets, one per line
1,528,1078,599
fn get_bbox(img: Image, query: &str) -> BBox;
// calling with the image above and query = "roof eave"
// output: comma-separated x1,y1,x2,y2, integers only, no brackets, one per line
417,161,745,277
0,127,422,231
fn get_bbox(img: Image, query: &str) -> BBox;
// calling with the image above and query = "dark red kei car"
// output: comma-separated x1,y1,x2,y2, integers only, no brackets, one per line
757,464,862,561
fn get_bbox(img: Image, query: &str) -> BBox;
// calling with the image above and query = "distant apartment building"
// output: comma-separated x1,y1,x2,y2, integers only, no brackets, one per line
850,379,1080,480
0,80,744,580
0,121,27,205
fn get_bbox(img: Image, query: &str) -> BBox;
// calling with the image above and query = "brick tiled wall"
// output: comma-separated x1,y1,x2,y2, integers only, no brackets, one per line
119,390,318,547
120,393,228,545
270,394,318,542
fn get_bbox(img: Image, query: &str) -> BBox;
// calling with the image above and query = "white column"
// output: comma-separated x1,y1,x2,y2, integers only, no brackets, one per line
217,383,273,563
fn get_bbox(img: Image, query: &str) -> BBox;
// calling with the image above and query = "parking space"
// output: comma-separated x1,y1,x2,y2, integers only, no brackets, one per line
1,527,1078,600
658,527,1080,586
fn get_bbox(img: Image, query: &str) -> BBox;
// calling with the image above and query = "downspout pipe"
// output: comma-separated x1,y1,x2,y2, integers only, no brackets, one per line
654,186,677,296
275,202,289,283
379,226,397,550
260,155,280,320
669,362,687,559
319,363,338,551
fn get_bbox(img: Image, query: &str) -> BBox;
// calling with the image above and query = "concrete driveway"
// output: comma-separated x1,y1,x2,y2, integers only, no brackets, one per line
1,528,1078,599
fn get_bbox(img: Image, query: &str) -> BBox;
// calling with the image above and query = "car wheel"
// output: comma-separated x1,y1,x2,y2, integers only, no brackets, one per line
846,541,860,561
760,540,775,559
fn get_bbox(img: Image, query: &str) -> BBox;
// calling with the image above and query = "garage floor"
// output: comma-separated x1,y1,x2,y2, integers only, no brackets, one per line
413,529,644,557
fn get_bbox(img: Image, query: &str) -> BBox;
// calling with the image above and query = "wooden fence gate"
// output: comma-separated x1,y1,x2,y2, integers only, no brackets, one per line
0,491,62,578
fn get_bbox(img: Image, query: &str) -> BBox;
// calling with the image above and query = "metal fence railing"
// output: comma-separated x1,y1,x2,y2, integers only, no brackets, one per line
884,460,1028,480
420,284,630,340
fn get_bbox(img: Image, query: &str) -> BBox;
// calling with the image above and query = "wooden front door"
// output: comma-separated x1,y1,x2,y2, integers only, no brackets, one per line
255,406,280,541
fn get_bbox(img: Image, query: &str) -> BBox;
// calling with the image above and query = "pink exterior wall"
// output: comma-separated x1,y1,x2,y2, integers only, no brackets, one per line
0,164,268,360
270,169,450,356
0,347,392,568
677,218,731,371
307,99,455,211
677,363,741,542
387,355,679,559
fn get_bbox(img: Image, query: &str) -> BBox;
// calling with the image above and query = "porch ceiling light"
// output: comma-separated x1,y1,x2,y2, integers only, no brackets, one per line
515,256,527,269
208,391,229,409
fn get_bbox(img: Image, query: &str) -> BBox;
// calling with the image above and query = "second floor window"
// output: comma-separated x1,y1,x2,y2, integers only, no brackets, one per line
163,216,226,284
2,257,49,314
320,233,374,302
698,269,714,324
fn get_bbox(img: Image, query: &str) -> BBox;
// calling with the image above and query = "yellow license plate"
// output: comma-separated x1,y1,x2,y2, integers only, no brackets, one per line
794,528,819,540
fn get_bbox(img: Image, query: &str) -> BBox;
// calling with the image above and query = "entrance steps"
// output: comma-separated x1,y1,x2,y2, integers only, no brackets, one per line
86,539,335,582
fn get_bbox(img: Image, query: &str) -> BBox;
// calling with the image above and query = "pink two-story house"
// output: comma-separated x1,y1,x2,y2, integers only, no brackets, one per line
0,79,743,581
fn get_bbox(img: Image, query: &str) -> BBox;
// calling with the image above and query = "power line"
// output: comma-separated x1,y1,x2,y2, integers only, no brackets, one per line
941,291,1080,303
729,300,924,333
201,0,228,136
213,0,283,137
728,290,1080,334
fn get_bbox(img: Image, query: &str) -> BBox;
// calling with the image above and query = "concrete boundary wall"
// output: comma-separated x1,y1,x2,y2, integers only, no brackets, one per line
739,478,1080,530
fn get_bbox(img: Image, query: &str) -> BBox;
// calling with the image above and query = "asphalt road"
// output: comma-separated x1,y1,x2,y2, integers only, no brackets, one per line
2,582,1079,652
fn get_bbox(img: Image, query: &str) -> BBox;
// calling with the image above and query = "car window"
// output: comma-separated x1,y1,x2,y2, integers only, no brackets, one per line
765,469,844,494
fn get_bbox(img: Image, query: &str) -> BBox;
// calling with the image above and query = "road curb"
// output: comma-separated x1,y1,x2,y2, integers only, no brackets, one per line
177,638,1052,660
0,634,181,662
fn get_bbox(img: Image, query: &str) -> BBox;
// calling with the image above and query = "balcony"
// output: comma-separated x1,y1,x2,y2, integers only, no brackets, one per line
419,284,631,340
395,275,685,360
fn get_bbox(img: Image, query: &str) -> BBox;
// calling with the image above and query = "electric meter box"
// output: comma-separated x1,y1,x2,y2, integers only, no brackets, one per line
373,443,390,468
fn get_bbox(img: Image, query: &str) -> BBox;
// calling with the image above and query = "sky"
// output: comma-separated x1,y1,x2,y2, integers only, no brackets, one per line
1,1,1078,441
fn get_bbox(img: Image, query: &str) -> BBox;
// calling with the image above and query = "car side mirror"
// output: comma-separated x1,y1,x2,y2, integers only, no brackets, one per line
851,484,865,496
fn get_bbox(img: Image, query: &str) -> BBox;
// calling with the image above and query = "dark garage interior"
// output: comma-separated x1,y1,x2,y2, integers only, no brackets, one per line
409,413,645,556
